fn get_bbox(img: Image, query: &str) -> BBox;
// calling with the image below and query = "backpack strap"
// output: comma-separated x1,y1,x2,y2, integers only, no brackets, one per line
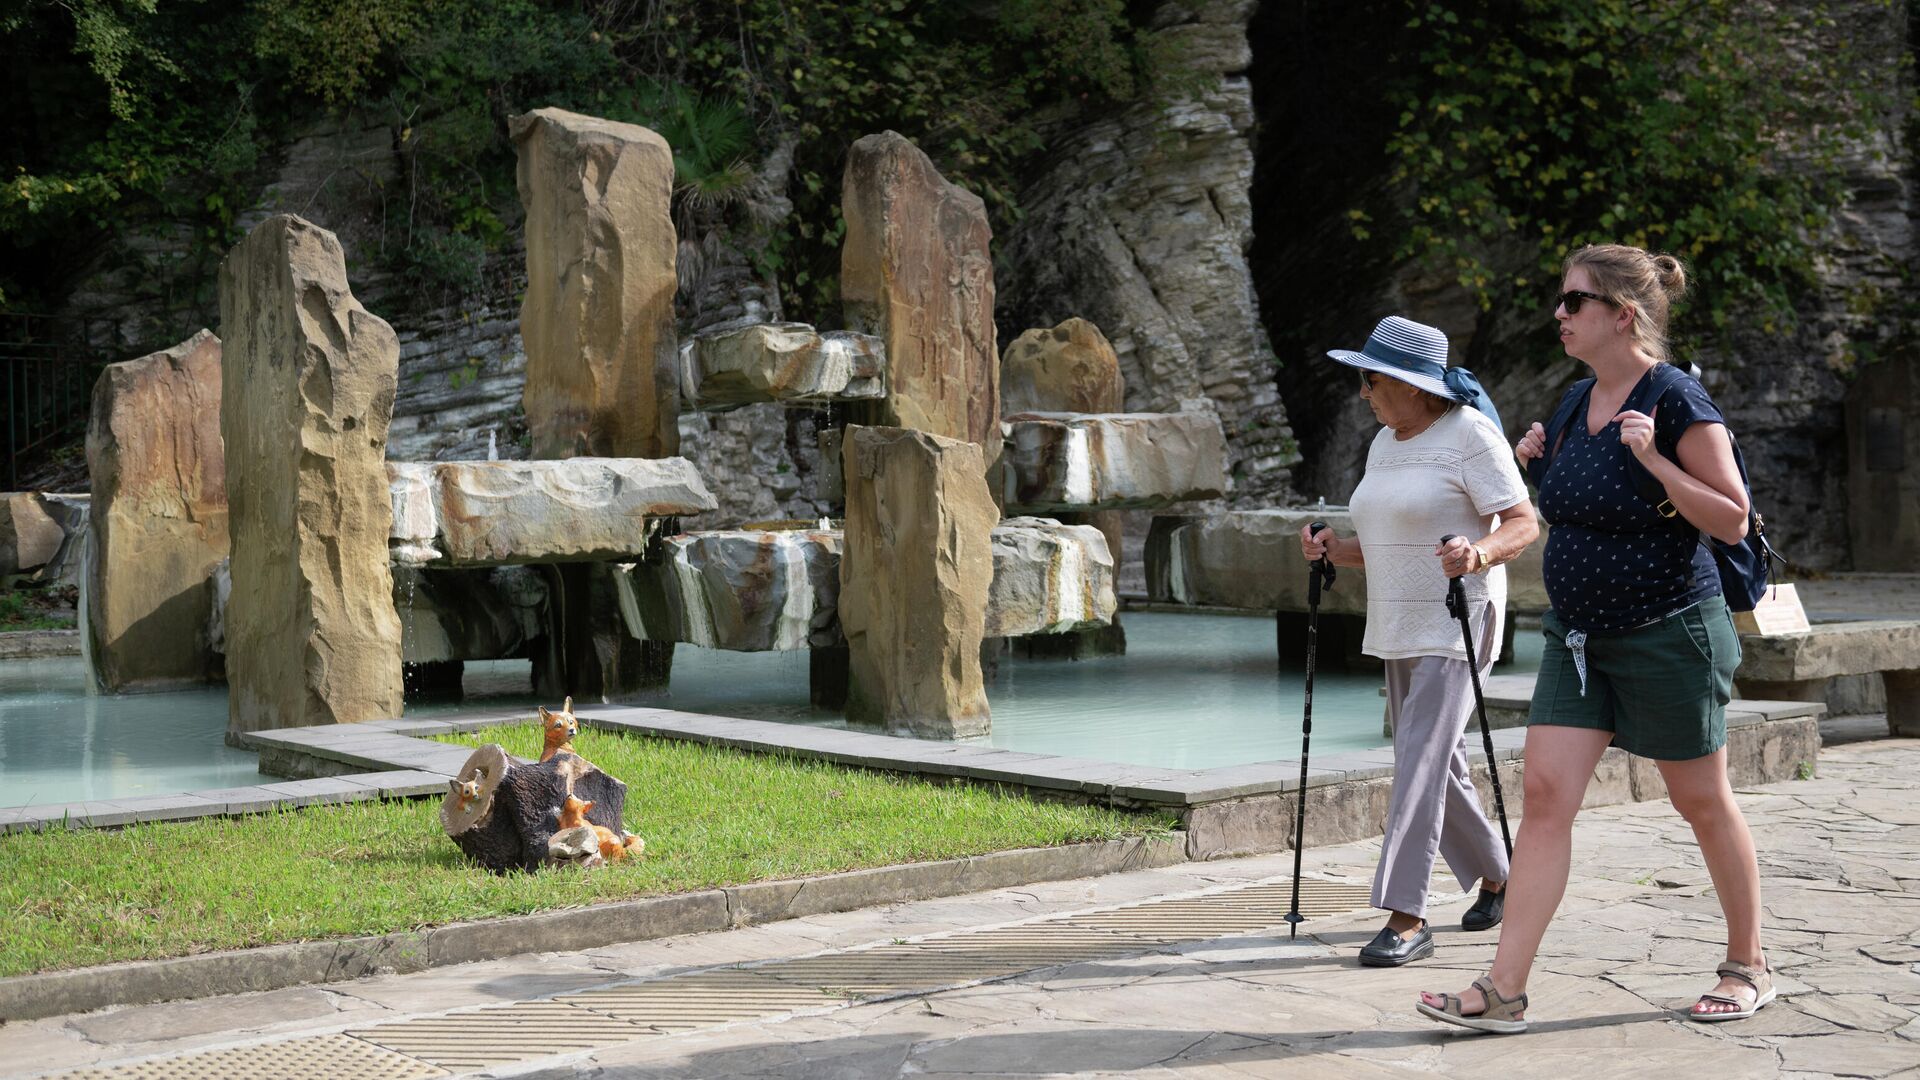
1527,377,1594,489
1622,363,1692,518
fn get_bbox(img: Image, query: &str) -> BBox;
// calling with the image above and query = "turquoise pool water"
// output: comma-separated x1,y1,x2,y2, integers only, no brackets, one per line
0,611,1540,807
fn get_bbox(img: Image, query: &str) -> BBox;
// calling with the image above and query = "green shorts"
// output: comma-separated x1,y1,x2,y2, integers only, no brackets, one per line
1530,594,1741,761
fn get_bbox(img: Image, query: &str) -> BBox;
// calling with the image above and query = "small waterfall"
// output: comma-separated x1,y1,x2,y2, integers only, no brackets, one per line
76,526,99,695
1063,426,1094,505
1167,523,1192,605
487,428,498,461
772,534,814,651
1053,536,1086,632
671,543,717,648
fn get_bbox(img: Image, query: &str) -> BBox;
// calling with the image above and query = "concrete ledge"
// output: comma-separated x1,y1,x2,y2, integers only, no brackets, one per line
1177,715,1821,860
5,782,388,834
0,629,81,658
0,835,1183,1023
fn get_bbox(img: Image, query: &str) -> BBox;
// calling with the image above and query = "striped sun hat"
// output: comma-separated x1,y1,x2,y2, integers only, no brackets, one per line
1327,315,1501,430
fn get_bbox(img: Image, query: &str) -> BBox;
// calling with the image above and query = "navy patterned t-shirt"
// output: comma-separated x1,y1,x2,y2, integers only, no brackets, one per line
1538,365,1723,632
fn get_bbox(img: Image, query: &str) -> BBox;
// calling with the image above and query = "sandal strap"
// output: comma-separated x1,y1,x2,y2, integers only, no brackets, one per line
1694,993,1744,1008
1470,976,1528,1018
1715,961,1769,991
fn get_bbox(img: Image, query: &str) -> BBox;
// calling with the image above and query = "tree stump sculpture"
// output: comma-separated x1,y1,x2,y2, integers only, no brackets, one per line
440,743,637,872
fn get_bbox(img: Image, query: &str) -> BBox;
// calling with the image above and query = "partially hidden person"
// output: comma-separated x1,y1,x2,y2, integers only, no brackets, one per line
1301,315,1539,968
1418,245,1771,1034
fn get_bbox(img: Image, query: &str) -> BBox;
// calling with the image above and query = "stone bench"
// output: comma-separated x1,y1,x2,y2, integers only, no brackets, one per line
1735,620,1920,736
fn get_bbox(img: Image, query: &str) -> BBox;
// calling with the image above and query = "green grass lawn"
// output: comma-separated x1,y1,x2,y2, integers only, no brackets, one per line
0,724,1171,977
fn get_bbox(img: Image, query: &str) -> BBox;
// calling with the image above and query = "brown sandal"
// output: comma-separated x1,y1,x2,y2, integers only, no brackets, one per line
1689,960,1774,1022
1416,975,1528,1034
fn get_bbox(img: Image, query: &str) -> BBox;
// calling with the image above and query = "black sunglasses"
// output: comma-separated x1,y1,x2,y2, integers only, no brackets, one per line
1558,289,1614,315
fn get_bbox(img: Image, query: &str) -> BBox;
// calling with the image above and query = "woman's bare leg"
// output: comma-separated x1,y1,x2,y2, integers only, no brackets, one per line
1419,725,1613,1016
1656,749,1765,1015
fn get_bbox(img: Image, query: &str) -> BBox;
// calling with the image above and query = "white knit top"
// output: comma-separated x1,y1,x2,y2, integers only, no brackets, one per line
1347,406,1529,662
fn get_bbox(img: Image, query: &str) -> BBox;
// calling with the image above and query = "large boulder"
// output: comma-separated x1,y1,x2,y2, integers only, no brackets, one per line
1003,411,1230,512
1001,318,1124,416
2,492,86,585
84,330,228,690
218,214,403,732
512,108,679,460
679,323,886,412
386,458,717,567
841,132,999,471
611,527,843,652
985,517,1117,638
840,426,995,737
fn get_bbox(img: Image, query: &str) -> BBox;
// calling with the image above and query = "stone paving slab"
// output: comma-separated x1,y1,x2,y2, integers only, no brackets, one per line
8,738,1915,1080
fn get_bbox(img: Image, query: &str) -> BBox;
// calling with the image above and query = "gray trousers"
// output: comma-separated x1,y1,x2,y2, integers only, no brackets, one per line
1373,606,1510,919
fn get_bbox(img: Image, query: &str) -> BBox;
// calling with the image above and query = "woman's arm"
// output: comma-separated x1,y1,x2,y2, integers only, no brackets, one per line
1436,499,1538,577
1614,409,1749,545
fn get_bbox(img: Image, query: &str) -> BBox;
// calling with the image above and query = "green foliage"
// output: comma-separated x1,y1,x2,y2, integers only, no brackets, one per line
0,589,74,631
617,80,758,229
1375,0,1903,334
253,0,425,104
1,0,1157,322
587,0,1157,319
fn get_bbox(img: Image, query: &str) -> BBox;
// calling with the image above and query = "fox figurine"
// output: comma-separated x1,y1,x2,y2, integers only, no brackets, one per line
557,795,644,861
448,777,483,811
538,697,578,762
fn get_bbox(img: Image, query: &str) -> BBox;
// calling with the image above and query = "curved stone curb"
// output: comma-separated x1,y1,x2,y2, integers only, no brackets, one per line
0,833,1184,1023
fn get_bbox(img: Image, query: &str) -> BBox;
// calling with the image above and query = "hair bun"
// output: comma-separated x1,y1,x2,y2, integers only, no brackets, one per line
1652,253,1688,301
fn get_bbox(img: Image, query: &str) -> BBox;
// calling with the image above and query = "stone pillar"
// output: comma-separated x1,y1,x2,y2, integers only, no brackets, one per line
840,426,995,737
512,107,679,461
85,329,229,691
512,107,681,699
218,214,403,732
1002,317,1128,657
841,132,999,473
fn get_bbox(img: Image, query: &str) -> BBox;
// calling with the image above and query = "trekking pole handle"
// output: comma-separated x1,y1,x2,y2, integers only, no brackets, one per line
1438,534,1467,616
1308,521,1334,598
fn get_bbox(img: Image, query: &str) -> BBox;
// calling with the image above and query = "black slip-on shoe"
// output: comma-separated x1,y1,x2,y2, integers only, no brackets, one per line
1359,924,1434,967
1461,888,1505,932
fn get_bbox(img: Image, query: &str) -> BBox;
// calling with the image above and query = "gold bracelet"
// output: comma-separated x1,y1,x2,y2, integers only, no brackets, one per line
1471,543,1492,573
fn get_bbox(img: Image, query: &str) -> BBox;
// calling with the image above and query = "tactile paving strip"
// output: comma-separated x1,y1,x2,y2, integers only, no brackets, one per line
1205,881,1378,915
559,968,844,1030
1057,880,1375,943
50,877,1379,1078
346,1000,652,1070
51,1033,447,1080
755,945,1044,996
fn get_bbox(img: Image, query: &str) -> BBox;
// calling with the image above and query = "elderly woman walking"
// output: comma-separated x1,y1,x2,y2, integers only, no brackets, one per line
1300,315,1539,967
1418,245,1768,1034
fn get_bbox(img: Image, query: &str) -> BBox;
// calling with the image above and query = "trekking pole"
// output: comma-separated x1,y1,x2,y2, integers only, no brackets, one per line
1439,534,1514,859
1285,521,1337,939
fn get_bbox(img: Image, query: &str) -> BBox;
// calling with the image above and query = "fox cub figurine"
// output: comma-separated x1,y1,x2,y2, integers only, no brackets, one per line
448,777,483,811
557,795,644,861
538,697,578,762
